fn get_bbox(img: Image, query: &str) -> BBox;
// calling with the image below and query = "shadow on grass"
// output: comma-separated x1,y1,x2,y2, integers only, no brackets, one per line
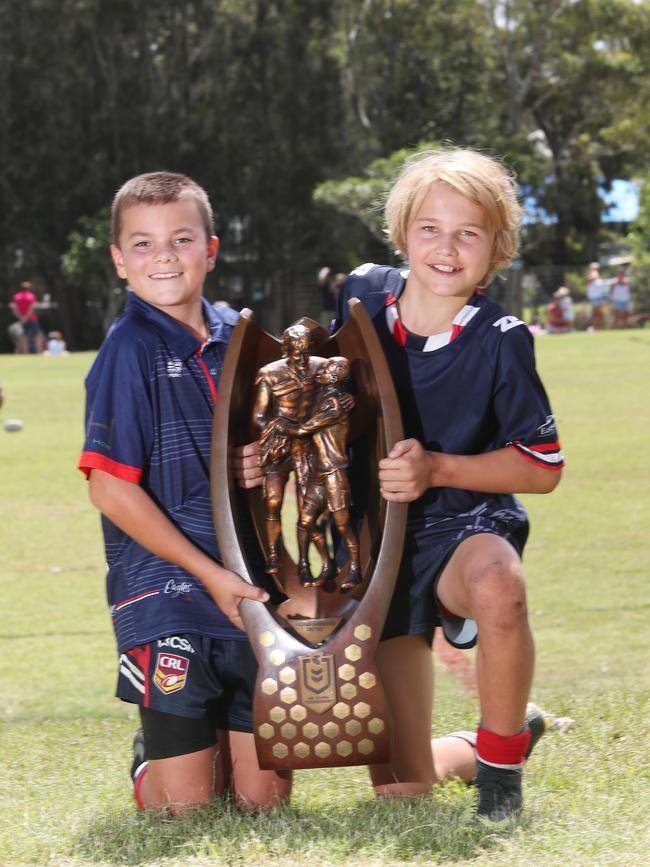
73,785,524,865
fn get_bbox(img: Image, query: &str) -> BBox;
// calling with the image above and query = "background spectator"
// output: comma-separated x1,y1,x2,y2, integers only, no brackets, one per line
546,286,575,333
44,331,69,356
585,263,609,331
10,281,45,353
609,266,632,328
317,266,337,325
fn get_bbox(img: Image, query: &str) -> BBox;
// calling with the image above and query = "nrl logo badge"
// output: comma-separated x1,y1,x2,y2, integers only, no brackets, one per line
154,652,189,695
298,653,336,713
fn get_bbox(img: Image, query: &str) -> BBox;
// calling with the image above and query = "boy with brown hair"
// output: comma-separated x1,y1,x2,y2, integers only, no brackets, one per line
78,171,291,813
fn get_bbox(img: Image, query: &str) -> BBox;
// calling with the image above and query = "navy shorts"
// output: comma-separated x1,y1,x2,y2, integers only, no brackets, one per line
117,634,258,757
381,519,529,648
22,320,40,336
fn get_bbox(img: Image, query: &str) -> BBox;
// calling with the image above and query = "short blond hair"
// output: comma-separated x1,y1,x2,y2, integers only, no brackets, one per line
385,148,523,285
111,171,214,245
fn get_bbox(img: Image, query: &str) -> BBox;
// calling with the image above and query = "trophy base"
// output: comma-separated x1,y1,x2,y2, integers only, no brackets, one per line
251,614,390,770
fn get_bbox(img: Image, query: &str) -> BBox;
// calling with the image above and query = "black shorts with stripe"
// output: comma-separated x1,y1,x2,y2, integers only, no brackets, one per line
117,634,257,757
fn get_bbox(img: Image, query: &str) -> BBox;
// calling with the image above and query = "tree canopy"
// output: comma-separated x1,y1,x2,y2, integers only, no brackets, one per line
1,0,648,347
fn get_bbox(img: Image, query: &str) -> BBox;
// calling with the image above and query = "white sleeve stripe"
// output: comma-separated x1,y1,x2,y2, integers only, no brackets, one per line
513,443,564,464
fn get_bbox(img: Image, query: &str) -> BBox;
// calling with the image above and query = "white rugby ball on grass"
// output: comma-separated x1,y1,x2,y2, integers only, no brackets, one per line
4,418,24,432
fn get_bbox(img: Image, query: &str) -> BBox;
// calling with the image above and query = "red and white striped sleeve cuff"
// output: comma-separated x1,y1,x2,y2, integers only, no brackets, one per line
508,440,564,470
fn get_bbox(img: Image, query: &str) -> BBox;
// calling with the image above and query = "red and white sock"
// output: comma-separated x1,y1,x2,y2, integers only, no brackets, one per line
476,725,531,771
133,761,149,811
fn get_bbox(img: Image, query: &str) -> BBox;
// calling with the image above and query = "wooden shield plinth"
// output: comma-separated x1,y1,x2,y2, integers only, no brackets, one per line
211,300,406,770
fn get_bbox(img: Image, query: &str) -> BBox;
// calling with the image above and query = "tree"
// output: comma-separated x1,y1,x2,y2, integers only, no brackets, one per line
629,173,650,315
481,0,650,265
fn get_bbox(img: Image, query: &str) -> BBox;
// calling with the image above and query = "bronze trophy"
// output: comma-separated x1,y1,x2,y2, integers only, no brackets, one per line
211,300,406,770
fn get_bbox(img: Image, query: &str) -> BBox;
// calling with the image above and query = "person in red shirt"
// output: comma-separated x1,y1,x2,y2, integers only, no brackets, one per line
10,281,45,353
546,286,575,333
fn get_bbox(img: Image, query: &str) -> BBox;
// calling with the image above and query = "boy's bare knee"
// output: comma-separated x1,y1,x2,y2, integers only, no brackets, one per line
235,779,291,812
467,559,528,629
142,790,213,815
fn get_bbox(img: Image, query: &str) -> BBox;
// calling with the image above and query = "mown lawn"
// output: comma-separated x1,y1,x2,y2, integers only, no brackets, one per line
1,329,649,866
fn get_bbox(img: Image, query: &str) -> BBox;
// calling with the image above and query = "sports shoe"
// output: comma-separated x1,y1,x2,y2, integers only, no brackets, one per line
523,702,575,757
524,702,554,759
131,726,146,781
474,760,523,822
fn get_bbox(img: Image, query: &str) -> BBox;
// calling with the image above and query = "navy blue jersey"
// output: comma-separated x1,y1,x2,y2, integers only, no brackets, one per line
335,264,563,535
79,292,246,653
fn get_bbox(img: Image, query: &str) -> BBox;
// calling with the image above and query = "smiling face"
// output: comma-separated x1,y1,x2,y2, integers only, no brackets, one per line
403,182,494,304
110,197,219,318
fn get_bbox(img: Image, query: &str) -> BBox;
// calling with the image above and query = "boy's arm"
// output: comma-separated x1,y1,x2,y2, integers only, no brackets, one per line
88,469,268,627
379,438,561,503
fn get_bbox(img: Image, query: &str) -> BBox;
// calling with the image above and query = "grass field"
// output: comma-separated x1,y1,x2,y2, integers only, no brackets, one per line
1,329,649,866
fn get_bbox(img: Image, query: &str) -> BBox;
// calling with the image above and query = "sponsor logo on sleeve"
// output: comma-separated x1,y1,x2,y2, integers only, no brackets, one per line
537,414,557,436
493,315,525,332
153,653,189,694
86,412,114,450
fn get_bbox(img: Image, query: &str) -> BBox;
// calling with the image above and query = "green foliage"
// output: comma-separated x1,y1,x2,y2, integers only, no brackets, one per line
1,0,649,345
61,207,124,344
314,144,427,244
628,173,650,312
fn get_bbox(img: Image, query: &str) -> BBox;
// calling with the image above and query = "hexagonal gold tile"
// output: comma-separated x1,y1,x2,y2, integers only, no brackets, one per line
345,719,362,736
260,631,275,648
258,723,274,740
340,682,357,700
333,702,350,719
358,738,374,755
302,722,319,739
280,686,297,704
358,671,376,690
281,722,297,739
353,701,370,719
293,742,310,759
322,721,340,738
279,666,296,684
272,743,289,759
269,706,286,723
338,663,355,681
336,740,353,757
290,704,307,721
344,643,362,662
368,717,385,734
261,677,278,695
314,741,332,759
354,624,372,641
269,649,286,666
